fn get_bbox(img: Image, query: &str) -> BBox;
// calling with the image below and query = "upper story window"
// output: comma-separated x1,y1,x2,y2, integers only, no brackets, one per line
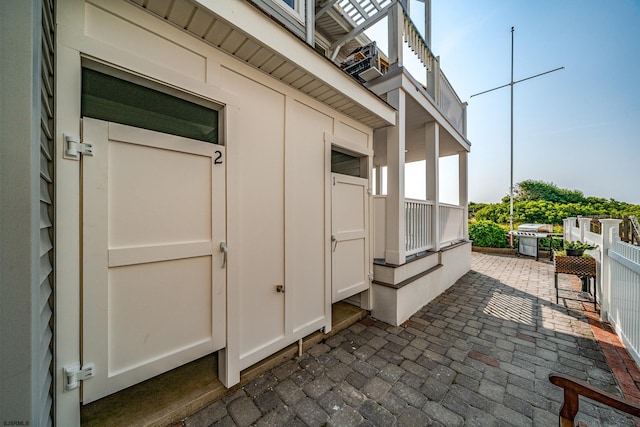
274,0,304,22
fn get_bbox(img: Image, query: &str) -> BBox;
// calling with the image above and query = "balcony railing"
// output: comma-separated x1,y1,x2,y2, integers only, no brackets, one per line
398,3,466,136
439,203,465,245
324,0,467,136
405,198,434,255
373,196,465,260
439,71,465,133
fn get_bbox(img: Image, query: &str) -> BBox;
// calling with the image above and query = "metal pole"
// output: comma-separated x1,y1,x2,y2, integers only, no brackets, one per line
470,28,564,248
510,27,514,241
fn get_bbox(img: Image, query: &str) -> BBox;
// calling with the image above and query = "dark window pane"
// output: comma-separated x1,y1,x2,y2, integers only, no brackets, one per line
82,68,219,144
331,150,361,177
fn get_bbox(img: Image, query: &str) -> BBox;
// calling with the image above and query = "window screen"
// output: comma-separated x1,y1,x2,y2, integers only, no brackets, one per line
82,68,219,144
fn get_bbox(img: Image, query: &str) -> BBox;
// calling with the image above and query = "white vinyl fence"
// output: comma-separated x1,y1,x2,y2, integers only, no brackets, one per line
564,217,640,367
608,239,640,367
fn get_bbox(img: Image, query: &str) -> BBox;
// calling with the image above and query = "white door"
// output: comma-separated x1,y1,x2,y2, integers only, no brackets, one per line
81,118,226,403
331,173,369,303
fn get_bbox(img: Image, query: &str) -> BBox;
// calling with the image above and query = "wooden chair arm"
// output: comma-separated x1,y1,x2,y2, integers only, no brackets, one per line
549,373,640,426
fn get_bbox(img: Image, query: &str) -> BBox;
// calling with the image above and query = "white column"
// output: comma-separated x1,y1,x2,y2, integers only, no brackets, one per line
385,89,406,265
458,151,468,240
599,219,622,322
425,122,440,251
578,217,591,242
305,0,315,46
387,2,403,70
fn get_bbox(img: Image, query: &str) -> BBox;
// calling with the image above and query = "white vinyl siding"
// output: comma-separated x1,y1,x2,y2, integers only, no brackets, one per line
39,0,55,424
0,0,54,424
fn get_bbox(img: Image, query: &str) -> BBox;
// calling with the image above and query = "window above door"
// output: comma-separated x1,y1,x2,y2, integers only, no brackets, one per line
81,68,220,144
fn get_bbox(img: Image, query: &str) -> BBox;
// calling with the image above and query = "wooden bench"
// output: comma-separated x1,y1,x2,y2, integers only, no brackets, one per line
549,373,640,426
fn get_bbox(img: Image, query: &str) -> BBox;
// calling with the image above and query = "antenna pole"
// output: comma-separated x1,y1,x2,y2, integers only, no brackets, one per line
469,27,564,247
510,26,514,241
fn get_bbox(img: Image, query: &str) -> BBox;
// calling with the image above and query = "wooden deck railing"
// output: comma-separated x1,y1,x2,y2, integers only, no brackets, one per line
549,373,640,426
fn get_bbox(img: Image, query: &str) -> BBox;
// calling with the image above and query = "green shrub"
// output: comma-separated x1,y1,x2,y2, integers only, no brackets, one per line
469,220,508,248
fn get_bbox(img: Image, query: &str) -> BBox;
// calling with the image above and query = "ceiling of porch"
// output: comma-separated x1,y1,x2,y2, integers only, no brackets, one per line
372,92,466,167
405,95,462,159
126,0,394,129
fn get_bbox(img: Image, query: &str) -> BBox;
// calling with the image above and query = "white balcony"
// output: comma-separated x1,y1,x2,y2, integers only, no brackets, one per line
312,0,467,137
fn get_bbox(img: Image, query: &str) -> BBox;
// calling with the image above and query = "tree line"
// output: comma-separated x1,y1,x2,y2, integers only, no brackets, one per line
469,180,640,225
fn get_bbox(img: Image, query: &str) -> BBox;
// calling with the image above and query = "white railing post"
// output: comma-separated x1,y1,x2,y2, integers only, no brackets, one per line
563,218,574,242
387,2,403,69
578,217,590,242
434,56,441,105
599,219,623,322
462,102,468,137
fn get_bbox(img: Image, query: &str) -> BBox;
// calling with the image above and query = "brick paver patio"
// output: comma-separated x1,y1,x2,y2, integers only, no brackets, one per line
178,252,639,426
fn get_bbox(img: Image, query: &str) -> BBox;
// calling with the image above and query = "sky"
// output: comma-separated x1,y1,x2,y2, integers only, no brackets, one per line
370,0,640,205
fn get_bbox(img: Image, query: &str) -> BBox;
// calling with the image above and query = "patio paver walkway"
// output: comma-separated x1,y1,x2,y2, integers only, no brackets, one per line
176,253,639,426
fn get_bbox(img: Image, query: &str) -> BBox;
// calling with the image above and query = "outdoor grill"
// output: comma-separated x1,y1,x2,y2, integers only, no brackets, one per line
513,223,554,260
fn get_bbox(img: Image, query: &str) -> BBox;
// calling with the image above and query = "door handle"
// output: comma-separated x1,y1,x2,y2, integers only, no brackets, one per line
219,242,228,268
331,234,337,252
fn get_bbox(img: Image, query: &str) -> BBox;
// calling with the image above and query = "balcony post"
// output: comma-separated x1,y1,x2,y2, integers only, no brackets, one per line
424,0,432,48
599,219,622,322
385,88,406,265
434,56,441,105
459,151,468,240
426,121,440,251
462,102,468,136
305,0,314,45
387,2,403,69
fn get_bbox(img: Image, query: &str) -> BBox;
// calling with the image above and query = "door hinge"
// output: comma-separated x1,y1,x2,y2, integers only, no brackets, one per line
64,134,94,160
63,363,95,391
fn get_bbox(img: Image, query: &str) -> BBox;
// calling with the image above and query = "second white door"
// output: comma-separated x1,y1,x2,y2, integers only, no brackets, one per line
331,173,369,303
